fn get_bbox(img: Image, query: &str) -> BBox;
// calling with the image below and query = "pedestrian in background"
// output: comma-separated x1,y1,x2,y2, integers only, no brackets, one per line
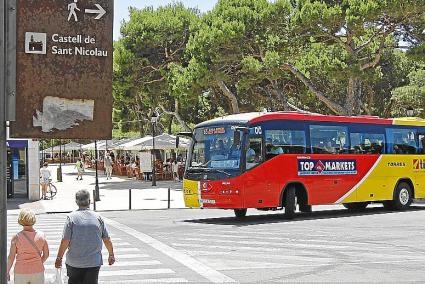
75,158,84,180
104,152,113,180
172,159,179,181
55,189,115,284
39,162,51,200
7,208,50,284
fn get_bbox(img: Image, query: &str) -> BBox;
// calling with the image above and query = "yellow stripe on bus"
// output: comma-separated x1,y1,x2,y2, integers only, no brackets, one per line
339,155,425,203
183,179,201,208
393,118,425,127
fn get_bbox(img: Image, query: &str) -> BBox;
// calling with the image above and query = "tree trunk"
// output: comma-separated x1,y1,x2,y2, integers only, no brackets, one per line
217,81,240,114
346,77,362,116
159,99,192,132
168,117,173,134
281,63,347,115
268,81,291,111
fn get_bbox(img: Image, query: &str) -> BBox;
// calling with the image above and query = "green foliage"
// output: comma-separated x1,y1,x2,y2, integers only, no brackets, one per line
112,129,140,139
113,0,425,125
392,66,425,117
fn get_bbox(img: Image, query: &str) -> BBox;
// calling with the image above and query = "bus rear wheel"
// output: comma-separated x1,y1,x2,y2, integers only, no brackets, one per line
392,182,413,210
343,202,368,210
234,209,247,219
283,186,296,219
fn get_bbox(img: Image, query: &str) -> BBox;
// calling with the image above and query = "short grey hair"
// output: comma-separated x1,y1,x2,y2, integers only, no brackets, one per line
76,189,90,208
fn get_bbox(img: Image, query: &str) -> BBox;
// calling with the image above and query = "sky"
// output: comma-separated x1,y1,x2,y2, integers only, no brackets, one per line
113,1,218,40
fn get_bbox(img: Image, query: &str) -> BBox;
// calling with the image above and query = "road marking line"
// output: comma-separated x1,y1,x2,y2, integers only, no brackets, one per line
99,268,174,277
43,254,151,265
175,237,349,250
104,217,236,283
100,253,150,259
101,260,161,267
99,278,188,283
111,247,140,252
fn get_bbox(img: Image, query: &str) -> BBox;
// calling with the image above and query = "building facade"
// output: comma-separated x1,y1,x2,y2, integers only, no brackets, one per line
7,131,40,201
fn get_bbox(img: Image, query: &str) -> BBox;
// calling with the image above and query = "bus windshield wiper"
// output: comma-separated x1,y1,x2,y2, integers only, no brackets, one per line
188,167,231,177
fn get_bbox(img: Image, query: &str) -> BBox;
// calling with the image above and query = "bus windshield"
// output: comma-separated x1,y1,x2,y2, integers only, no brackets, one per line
189,126,242,170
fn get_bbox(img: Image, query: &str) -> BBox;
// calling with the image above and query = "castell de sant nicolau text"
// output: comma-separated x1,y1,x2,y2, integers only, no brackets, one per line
51,33,108,57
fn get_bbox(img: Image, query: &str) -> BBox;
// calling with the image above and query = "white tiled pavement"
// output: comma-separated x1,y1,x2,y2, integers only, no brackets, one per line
7,214,189,283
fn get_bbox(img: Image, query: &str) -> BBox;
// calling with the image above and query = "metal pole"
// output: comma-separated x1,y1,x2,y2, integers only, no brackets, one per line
94,140,100,201
93,190,96,211
41,140,44,165
167,187,171,209
152,122,156,186
57,139,62,182
129,189,132,210
0,0,8,282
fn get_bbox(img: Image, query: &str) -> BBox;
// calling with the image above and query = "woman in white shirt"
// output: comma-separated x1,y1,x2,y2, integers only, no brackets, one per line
39,163,51,200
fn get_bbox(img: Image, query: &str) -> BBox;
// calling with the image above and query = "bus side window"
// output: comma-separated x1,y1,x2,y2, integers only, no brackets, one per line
350,133,385,154
386,128,417,154
246,136,264,170
419,134,425,154
310,125,348,154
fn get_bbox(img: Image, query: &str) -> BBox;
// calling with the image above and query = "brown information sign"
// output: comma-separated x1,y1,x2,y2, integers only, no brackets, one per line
10,0,113,139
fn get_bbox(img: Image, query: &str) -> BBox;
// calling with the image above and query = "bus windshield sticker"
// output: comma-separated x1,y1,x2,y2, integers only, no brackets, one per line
298,159,357,176
203,127,226,135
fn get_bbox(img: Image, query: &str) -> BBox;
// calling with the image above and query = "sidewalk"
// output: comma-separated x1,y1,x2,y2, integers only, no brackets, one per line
7,164,185,214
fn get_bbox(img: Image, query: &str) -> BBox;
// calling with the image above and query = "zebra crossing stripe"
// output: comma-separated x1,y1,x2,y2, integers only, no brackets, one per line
101,260,161,267
176,237,349,250
99,268,175,277
40,241,132,250
104,217,236,283
103,254,150,259
100,278,188,283
100,253,150,258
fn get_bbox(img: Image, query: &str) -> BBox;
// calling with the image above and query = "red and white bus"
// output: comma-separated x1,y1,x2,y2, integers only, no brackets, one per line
180,112,425,218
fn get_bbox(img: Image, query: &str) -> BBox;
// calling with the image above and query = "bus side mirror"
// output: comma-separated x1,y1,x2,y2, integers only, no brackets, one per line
176,132,194,148
233,131,241,145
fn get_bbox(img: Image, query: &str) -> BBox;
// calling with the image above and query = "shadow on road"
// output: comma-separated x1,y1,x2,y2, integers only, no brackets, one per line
7,198,29,210
183,206,425,227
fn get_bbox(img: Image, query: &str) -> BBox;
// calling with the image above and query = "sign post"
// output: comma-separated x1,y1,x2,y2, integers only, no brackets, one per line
10,0,114,140
2,1,113,281
1,0,8,283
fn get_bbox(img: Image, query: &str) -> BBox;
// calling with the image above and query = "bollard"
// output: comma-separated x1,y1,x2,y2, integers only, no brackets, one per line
129,188,132,210
167,187,171,209
93,190,96,211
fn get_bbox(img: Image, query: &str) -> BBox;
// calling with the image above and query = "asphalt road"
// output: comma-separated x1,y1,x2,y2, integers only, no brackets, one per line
101,204,425,283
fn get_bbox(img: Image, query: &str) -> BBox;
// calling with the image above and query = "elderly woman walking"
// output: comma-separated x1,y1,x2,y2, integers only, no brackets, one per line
7,208,50,284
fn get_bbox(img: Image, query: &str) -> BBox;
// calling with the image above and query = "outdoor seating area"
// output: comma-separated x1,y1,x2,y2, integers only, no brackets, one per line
40,134,189,181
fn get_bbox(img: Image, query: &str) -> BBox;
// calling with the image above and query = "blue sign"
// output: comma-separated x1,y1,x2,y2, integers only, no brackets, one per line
298,159,357,176
7,140,28,149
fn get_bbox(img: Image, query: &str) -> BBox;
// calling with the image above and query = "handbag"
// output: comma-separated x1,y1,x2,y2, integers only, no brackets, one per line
46,269,64,284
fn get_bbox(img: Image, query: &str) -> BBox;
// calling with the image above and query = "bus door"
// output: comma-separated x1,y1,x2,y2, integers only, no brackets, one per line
243,134,274,208
414,133,425,197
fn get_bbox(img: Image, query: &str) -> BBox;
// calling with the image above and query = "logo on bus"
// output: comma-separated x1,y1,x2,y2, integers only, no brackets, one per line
298,160,357,176
413,159,425,170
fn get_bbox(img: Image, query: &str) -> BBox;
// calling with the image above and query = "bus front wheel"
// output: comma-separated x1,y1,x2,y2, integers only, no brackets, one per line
234,209,247,219
283,186,296,219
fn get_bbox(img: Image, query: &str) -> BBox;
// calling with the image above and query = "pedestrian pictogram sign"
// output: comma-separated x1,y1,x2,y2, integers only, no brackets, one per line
10,0,114,139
